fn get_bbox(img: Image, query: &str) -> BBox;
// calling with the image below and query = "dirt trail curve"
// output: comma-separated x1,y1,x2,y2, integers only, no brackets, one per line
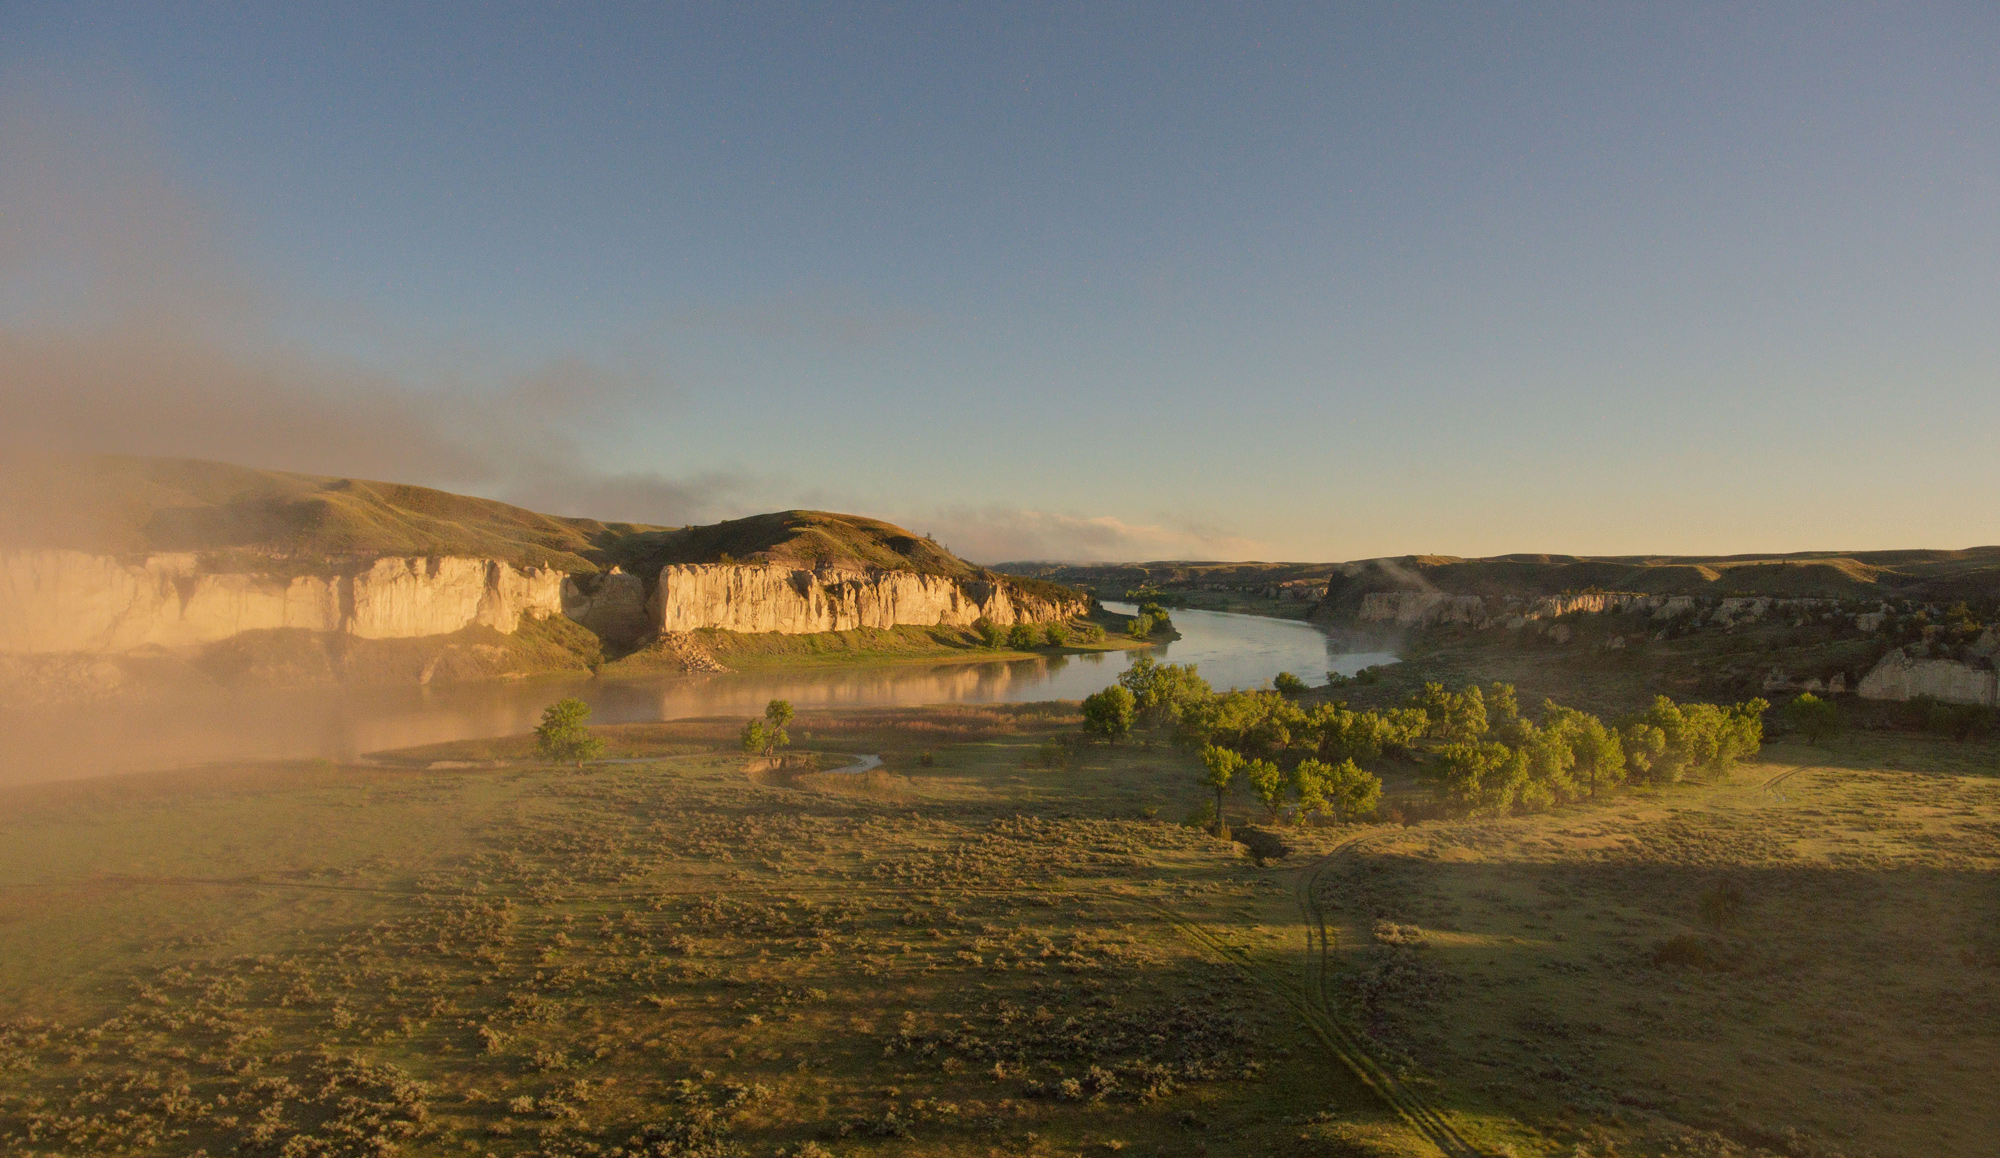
1754,759,1814,795
1155,830,1484,1158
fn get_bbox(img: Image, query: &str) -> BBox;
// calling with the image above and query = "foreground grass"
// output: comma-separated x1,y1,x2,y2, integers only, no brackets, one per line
0,710,1992,1157
1309,732,2000,1158
0,706,1388,1158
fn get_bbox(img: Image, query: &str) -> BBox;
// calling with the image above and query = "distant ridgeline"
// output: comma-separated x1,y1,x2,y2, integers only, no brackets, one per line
0,455,1086,699
996,551,2000,708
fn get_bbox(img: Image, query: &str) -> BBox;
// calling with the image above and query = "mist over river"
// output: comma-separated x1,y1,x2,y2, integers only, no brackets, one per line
0,604,1394,786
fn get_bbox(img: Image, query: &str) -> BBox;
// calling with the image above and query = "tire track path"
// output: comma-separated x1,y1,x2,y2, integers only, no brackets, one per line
1155,829,1484,1158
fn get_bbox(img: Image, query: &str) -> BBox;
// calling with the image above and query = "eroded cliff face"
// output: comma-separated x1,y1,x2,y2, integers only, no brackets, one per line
1858,648,1999,707
1355,590,1705,629
0,549,565,655
1,551,1084,667
561,567,650,647
652,564,1086,635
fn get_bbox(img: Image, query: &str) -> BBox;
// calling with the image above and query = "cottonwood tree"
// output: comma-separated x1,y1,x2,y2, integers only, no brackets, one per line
535,698,605,767
1118,656,1212,728
1198,745,1243,838
1244,757,1286,819
741,699,794,756
1621,696,1767,783
1316,757,1382,822
1783,693,1842,746
1081,686,1135,741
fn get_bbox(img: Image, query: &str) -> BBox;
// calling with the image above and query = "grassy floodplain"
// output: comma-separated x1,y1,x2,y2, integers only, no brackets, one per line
0,708,1994,1158
606,615,1155,677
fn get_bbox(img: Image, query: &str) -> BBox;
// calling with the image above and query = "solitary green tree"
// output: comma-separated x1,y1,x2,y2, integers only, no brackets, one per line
765,698,794,731
1783,693,1842,746
1081,685,1136,741
1008,622,1040,649
742,699,794,756
535,698,604,767
1198,745,1243,838
1044,622,1071,648
1273,671,1308,696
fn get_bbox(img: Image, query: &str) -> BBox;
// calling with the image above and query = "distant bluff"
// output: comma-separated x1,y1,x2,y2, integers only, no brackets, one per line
0,455,1086,670
999,548,2000,610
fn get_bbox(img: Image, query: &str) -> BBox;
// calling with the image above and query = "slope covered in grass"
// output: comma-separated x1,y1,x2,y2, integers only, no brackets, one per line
0,453,661,571
1,457,1082,609
1004,546,2000,606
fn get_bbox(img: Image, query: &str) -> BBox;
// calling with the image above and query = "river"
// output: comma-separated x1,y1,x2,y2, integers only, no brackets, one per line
0,603,1394,786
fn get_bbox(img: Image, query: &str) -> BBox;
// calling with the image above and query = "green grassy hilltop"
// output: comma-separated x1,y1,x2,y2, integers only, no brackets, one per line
1,453,1043,585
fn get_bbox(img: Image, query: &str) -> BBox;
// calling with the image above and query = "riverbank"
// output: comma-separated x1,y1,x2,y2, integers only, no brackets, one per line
600,603,1172,675
0,602,1346,787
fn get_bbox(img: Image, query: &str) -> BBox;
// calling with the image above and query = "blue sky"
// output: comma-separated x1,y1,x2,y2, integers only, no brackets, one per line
4,3,1997,560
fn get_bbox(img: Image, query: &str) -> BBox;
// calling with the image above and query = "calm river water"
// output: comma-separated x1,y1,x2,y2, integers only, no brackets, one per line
2,603,1394,786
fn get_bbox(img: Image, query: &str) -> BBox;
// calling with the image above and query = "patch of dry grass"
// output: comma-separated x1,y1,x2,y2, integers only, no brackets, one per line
4,708,1988,1157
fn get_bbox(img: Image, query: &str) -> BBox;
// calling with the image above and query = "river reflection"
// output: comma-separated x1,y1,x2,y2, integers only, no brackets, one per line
0,603,1395,785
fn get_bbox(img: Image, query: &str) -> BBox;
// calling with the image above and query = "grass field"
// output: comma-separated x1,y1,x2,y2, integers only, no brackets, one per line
0,709,1992,1157
604,608,1157,677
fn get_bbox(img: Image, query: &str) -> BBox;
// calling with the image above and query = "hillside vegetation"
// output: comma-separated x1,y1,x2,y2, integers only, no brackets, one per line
0,456,1062,597
0,454,665,572
1001,548,2000,607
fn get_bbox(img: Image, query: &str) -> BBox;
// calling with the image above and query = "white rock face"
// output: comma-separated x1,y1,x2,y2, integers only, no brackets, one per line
0,549,565,655
1358,589,1667,627
1857,648,1998,707
652,564,1086,635
1357,592,1488,626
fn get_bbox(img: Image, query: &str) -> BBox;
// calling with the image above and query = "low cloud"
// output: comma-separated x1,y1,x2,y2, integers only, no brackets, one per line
906,506,1267,564
0,82,749,529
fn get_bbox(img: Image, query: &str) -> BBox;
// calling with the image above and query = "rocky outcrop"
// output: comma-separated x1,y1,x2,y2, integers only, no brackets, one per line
1857,648,1998,706
1357,589,1679,628
1,550,1085,666
0,549,564,655
652,564,1086,635
1358,592,1488,627
561,567,650,647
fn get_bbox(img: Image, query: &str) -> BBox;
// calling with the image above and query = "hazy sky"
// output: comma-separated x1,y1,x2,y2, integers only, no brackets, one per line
4,4,1997,561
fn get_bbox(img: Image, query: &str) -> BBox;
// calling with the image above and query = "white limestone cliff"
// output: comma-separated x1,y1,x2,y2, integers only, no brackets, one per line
1857,648,1998,707
652,564,1086,635
0,549,564,655
0,550,1085,662
1356,589,1676,628
1357,592,1488,627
